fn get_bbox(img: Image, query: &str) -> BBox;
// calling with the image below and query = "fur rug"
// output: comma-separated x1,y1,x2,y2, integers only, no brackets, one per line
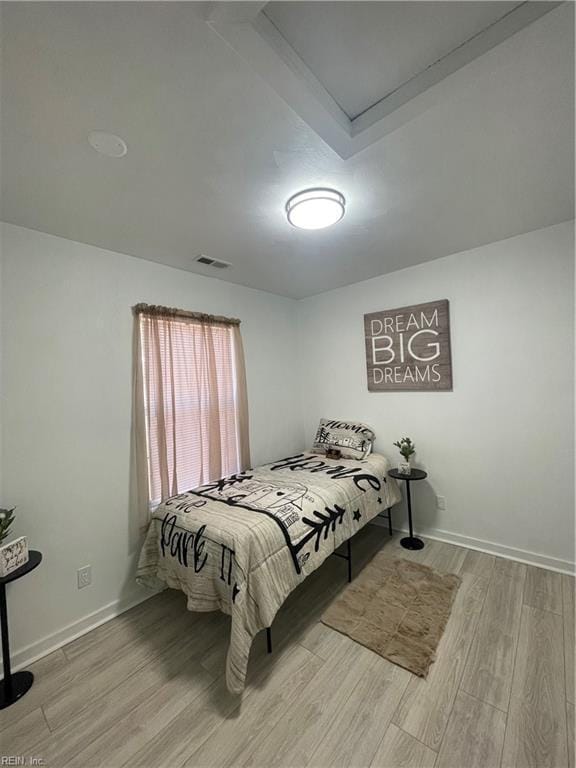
322,554,461,676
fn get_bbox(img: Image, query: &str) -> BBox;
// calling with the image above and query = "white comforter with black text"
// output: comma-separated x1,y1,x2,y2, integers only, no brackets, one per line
136,451,401,693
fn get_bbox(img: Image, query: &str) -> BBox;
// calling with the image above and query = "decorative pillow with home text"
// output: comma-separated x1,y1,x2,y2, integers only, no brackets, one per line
313,418,375,460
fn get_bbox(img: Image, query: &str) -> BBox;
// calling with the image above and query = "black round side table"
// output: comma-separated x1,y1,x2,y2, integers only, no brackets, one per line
388,469,427,550
0,550,42,709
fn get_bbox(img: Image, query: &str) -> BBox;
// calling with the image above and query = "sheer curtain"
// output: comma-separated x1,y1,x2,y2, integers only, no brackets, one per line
130,304,250,531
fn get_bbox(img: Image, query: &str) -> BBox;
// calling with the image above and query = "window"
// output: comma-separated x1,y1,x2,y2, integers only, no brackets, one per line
132,305,250,514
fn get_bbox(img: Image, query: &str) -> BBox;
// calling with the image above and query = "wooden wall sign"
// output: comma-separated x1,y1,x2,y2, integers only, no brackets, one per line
364,299,452,391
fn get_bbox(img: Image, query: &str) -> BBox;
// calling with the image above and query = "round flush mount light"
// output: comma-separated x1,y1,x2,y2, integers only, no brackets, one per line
286,188,345,230
88,131,128,158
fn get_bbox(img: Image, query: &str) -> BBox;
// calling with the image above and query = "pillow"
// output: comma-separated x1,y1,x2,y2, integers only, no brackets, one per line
313,418,376,460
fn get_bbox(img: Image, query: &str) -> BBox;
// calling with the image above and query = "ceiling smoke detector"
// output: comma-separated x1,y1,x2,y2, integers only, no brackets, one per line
286,188,345,230
88,131,128,158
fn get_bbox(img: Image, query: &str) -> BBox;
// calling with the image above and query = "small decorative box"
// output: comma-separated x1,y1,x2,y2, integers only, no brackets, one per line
0,536,29,577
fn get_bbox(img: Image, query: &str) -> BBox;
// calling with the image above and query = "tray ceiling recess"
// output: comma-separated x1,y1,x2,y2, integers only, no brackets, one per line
206,1,562,159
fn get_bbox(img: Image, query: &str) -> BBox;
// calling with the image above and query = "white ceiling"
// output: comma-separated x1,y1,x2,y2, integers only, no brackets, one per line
0,2,573,299
264,2,521,119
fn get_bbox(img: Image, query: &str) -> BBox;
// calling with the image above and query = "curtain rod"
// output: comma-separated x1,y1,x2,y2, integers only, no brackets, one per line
132,303,241,326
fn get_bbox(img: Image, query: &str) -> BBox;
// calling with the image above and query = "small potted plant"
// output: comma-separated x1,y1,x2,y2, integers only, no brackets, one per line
393,437,415,475
0,508,29,577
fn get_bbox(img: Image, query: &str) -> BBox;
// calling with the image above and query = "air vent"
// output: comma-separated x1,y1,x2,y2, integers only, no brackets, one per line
195,255,232,269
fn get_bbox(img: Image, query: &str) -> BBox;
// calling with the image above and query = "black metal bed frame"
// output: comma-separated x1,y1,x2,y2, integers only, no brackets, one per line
265,506,393,654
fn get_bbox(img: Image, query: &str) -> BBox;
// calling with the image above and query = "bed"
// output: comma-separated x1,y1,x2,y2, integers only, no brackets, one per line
136,450,401,693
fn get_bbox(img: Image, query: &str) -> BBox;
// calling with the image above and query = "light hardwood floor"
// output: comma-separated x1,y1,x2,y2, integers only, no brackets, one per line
1,527,574,768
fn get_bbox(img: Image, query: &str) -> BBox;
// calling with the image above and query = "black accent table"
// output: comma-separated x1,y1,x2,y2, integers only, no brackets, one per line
0,550,42,709
388,469,427,550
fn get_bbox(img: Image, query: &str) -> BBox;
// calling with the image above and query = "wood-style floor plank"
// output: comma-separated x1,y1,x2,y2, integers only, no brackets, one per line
62,590,179,663
458,549,496,577
493,556,526,579
63,662,217,767
2,609,199,738
30,614,226,767
370,724,437,768
501,605,568,768
0,649,69,733
386,537,441,567
460,560,526,710
523,565,563,615
435,689,506,768
240,634,374,767
425,541,467,575
179,644,324,768
568,702,575,768
43,602,223,731
126,672,242,768
298,614,349,656
392,572,489,750
0,708,50,755
562,575,575,705
304,647,411,768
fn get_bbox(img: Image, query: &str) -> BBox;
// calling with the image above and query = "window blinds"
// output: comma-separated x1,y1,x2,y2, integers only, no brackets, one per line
139,313,242,505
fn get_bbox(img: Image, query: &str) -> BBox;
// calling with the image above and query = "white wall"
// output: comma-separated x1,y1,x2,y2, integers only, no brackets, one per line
297,222,575,571
0,223,301,662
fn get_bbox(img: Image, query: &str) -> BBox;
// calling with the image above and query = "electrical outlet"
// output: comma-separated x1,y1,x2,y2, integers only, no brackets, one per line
437,495,447,511
77,565,92,589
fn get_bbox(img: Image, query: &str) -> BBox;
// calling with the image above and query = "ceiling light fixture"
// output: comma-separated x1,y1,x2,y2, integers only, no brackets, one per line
286,188,345,230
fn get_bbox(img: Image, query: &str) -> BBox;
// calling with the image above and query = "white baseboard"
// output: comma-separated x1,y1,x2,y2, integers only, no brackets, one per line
370,518,575,575
3,589,159,675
